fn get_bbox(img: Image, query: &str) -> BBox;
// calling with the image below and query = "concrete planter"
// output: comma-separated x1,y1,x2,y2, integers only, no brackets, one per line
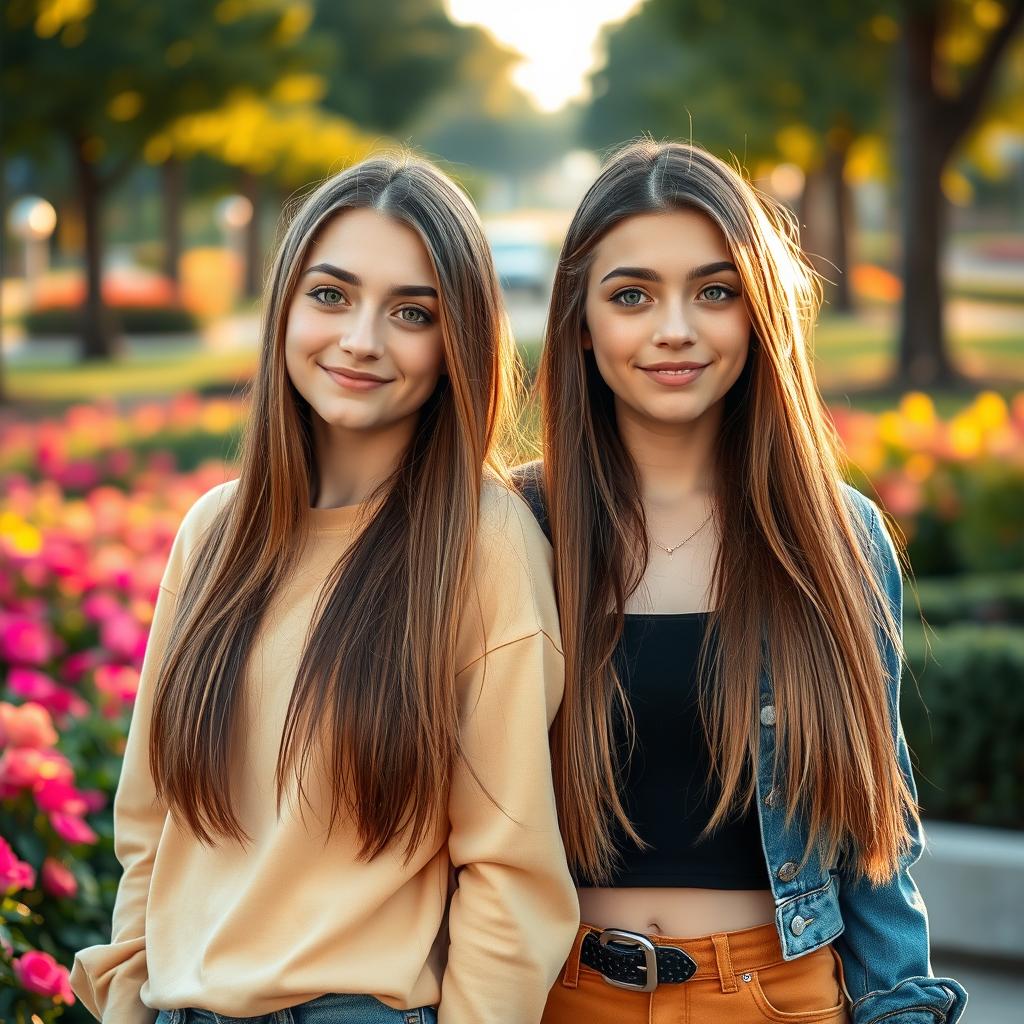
916,820,1024,960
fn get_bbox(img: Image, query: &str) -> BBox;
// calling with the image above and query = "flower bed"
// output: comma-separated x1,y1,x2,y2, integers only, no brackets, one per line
1,461,235,1022
833,391,1024,573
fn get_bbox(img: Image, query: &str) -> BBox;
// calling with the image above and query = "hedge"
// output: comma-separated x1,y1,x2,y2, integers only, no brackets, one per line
23,305,198,337
910,573,1024,626
903,624,1024,830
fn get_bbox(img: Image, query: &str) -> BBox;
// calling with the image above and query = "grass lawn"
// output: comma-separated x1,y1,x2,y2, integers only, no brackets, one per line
3,348,257,404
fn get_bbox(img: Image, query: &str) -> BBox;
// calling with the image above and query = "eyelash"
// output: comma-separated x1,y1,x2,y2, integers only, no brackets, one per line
308,285,347,307
610,284,737,305
307,286,433,325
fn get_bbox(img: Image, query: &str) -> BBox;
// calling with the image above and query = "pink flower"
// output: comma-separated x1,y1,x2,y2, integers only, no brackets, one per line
49,812,98,845
0,702,58,749
0,614,56,665
6,669,88,721
41,858,78,899
0,747,74,793
82,591,123,624
12,950,75,1004
99,611,147,661
33,778,88,816
62,649,103,682
0,836,37,894
94,663,141,707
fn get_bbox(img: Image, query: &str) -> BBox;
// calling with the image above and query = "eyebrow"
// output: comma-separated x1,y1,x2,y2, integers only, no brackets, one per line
599,260,738,285
303,262,438,299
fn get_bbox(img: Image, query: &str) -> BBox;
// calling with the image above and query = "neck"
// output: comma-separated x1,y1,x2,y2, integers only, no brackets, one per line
310,413,418,508
615,398,722,507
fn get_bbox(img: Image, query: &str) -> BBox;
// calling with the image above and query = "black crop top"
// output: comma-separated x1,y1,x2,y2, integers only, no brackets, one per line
512,463,770,890
575,612,771,890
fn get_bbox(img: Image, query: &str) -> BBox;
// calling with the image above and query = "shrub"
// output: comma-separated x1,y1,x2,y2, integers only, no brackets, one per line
903,624,1024,830
910,573,1024,626
23,305,198,337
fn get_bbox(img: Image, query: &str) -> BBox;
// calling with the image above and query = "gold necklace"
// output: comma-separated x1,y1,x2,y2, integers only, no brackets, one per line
651,510,714,557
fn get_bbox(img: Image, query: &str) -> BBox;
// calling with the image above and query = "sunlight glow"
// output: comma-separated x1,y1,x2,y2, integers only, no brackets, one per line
446,0,643,112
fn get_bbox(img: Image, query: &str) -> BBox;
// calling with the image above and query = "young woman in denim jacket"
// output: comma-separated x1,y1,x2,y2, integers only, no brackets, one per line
519,141,967,1024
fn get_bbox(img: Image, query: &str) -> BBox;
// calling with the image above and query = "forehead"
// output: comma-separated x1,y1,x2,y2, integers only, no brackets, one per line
590,209,732,281
304,207,437,284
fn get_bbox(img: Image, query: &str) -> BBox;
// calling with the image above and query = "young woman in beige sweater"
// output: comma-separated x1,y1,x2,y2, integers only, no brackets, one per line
71,155,578,1024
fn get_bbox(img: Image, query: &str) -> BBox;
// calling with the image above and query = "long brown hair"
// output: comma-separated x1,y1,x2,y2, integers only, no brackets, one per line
150,153,519,858
539,140,917,885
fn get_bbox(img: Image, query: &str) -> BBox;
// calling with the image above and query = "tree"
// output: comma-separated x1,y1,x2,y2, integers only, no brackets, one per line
893,0,1024,387
2,0,316,360
310,0,481,134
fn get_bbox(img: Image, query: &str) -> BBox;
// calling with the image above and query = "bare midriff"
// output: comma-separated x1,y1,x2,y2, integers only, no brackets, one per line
578,886,777,938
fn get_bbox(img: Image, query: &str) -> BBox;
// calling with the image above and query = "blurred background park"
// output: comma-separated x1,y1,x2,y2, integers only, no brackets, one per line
1,0,1023,1020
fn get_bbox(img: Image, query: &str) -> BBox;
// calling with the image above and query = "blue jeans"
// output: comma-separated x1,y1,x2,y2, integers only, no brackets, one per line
155,993,438,1024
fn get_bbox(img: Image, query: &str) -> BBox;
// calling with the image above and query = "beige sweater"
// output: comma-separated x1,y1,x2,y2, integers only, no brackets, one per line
71,478,579,1023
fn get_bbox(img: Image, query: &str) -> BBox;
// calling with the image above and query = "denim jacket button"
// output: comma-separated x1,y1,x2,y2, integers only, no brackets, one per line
790,914,808,936
777,861,799,882
760,704,777,727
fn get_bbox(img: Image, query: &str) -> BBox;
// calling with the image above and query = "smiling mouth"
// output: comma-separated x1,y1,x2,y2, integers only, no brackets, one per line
319,364,393,390
638,362,709,385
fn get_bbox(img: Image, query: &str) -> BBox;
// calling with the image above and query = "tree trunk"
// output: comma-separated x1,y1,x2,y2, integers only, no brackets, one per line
797,168,823,269
161,158,184,294
73,140,117,361
895,12,958,389
241,171,261,298
823,131,853,314
896,0,1024,388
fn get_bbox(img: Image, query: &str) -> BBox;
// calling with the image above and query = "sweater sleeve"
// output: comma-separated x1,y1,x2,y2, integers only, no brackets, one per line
70,480,236,1023
440,630,579,1024
438,483,579,1023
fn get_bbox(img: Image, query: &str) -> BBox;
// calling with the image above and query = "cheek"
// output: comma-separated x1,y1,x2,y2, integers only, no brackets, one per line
711,308,752,364
393,331,445,386
586,305,640,373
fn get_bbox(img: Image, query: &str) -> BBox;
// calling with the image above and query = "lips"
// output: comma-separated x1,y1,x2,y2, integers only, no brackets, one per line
638,361,709,386
319,364,392,390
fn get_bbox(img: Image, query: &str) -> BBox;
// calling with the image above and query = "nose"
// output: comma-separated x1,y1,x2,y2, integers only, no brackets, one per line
652,297,695,348
338,309,383,360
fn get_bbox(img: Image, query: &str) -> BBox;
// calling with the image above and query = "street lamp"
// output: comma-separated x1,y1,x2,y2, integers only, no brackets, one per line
7,196,57,305
215,194,254,303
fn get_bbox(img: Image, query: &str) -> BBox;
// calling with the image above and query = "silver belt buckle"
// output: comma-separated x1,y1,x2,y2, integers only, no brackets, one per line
598,927,659,992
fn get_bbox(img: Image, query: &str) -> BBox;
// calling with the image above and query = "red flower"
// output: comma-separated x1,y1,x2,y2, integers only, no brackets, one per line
49,812,98,845
0,836,37,894
12,950,75,1004
41,857,78,899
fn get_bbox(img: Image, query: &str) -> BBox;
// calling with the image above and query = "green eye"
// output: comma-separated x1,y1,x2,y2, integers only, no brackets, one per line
614,288,646,306
701,285,734,302
397,307,431,324
309,286,345,306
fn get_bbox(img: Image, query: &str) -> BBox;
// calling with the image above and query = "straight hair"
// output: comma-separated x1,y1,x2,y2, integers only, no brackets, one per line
150,153,520,859
539,140,917,885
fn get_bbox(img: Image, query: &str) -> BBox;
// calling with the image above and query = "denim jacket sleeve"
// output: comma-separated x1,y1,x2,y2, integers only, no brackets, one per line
835,489,968,1024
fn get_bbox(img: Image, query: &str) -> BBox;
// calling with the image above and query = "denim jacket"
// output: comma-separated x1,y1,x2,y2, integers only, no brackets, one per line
513,465,967,1024
754,486,966,1024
